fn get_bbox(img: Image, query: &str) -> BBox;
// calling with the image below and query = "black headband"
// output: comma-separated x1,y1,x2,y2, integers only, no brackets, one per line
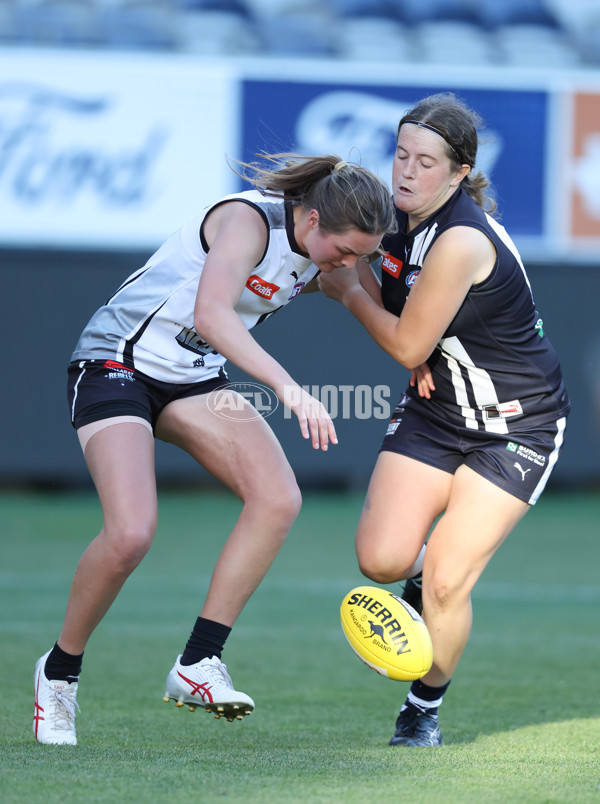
402,119,472,167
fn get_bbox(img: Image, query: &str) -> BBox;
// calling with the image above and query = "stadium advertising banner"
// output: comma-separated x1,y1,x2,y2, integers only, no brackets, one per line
241,80,547,240
239,70,600,262
570,91,600,242
0,47,598,259
0,49,238,249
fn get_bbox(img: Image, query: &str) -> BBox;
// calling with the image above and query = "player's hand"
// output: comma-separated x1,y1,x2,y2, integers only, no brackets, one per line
409,363,435,399
280,384,338,451
317,265,361,306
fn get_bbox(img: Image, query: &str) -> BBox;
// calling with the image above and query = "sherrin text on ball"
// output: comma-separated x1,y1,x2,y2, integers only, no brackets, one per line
340,585,433,681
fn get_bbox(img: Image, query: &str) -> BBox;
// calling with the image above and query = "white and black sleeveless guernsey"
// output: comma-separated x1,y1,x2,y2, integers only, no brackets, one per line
380,187,570,435
71,191,319,384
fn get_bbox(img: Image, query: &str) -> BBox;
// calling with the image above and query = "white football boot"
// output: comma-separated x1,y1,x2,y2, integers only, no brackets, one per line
163,655,254,721
33,651,80,745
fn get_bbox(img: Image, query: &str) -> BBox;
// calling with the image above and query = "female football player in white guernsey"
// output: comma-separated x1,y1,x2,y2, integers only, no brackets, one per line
319,94,570,747
33,154,396,745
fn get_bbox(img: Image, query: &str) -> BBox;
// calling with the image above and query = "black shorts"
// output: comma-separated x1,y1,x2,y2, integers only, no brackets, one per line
67,359,230,430
380,394,567,505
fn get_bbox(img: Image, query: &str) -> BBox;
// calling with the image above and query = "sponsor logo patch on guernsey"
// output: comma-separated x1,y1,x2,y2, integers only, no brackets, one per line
406,270,420,288
484,400,523,420
246,274,280,300
381,254,403,277
288,282,305,300
103,360,130,371
103,359,135,381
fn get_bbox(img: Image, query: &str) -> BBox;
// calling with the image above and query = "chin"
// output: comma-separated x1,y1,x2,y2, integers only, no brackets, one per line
394,195,414,211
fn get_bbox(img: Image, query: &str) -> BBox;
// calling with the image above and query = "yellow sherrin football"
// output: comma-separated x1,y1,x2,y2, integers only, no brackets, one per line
340,585,433,681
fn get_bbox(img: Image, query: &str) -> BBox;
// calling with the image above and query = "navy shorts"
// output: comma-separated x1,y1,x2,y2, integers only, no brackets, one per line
380,394,567,505
67,359,230,430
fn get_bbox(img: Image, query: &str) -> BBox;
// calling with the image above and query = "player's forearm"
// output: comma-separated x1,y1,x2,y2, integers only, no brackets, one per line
357,261,384,307
343,287,427,370
194,306,295,396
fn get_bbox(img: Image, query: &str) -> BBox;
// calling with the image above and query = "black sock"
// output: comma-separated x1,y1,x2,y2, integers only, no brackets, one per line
405,678,451,715
44,642,84,683
180,616,231,666
409,572,423,587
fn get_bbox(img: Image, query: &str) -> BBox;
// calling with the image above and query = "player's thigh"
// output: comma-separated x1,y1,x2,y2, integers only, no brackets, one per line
82,420,158,536
356,451,453,576
425,464,530,594
155,391,300,505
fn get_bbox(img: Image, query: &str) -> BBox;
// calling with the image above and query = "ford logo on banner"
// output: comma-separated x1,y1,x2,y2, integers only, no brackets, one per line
0,51,237,249
295,90,501,183
0,83,167,206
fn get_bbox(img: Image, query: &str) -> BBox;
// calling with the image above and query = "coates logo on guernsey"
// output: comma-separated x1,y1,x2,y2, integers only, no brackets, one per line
246,274,280,300
381,254,402,277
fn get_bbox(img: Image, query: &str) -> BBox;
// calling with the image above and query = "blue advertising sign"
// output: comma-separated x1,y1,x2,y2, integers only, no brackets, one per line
241,81,547,237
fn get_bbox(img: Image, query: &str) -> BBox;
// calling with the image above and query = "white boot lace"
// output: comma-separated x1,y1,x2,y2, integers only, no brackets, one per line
204,658,234,690
50,687,81,731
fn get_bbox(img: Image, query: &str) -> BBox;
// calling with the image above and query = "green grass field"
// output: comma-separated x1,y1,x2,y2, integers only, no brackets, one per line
1,488,599,803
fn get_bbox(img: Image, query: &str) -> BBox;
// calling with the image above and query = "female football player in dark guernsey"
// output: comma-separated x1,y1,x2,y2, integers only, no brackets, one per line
319,93,570,747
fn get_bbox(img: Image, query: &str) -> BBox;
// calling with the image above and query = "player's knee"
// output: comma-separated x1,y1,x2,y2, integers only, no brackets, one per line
103,520,156,572
424,568,470,612
268,479,302,531
356,550,406,585
359,563,399,585
424,580,450,612
360,562,408,584
245,475,302,535
356,536,417,584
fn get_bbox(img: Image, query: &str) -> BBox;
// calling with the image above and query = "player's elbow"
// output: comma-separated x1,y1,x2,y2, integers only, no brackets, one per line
391,347,430,372
387,325,433,370
194,301,221,342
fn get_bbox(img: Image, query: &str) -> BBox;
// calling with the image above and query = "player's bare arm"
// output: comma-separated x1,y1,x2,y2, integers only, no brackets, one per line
356,258,385,306
322,226,495,370
196,202,336,450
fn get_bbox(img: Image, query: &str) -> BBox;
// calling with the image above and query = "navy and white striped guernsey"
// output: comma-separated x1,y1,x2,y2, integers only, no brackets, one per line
380,188,570,435
71,191,319,384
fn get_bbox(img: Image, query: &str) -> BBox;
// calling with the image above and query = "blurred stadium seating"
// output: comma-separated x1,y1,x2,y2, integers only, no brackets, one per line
0,0,598,66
